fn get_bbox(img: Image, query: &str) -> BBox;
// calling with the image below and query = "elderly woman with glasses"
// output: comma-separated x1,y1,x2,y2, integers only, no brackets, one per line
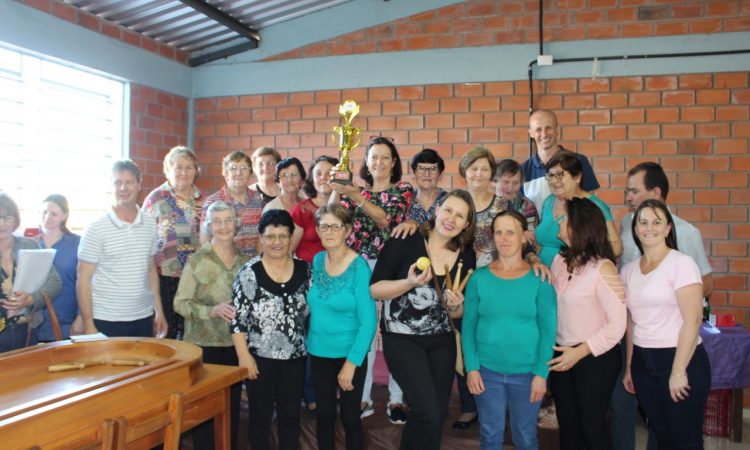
249,146,283,205
0,193,61,352
143,145,204,339
202,150,264,257
262,157,306,214
174,200,249,449
232,209,310,450
535,151,622,267
307,204,376,450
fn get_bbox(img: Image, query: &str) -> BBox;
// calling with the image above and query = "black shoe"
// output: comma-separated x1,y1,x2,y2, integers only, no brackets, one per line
387,404,408,424
452,414,478,430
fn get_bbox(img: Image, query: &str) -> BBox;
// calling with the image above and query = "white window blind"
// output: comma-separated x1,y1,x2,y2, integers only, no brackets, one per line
0,45,127,232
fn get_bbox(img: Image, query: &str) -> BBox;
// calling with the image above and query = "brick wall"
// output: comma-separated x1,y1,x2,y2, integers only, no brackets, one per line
18,0,189,64
193,72,750,327
129,84,190,199
265,0,750,61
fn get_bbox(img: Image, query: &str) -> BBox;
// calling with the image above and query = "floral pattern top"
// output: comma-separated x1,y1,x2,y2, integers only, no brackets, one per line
143,181,204,278
202,186,264,257
498,194,539,232
473,195,507,268
409,189,447,225
231,256,310,360
340,181,414,260
174,243,250,347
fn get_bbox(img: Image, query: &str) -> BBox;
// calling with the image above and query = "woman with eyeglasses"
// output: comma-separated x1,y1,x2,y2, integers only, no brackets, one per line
307,204,377,450
536,150,622,267
143,145,204,339
201,151,264,257
548,197,626,450
329,136,413,422
262,157,306,214
370,189,476,450
620,199,710,450
391,149,447,238
249,146,282,205
174,201,249,450
232,209,310,450
290,155,339,265
0,193,61,352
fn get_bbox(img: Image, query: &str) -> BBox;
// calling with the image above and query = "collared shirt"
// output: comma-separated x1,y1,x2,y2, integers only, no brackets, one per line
174,243,249,347
78,207,158,321
143,181,204,278
202,186,264,257
521,147,601,213
408,189,447,225
619,211,712,275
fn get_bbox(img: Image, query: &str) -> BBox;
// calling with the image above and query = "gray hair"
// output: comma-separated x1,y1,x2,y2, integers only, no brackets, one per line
202,201,239,238
163,146,198,175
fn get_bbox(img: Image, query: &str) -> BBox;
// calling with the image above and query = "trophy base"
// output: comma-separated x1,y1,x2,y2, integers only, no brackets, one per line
332,170,353,185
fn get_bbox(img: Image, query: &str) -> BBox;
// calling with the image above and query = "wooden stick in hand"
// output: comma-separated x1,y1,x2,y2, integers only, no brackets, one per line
444,264,453,290
453,262,463,293
456,269,474,293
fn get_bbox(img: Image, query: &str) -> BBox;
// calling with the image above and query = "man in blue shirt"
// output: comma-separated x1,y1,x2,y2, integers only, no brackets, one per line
521,110,600,212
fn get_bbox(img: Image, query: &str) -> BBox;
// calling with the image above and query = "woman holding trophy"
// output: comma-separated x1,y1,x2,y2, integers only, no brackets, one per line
328,101,414,422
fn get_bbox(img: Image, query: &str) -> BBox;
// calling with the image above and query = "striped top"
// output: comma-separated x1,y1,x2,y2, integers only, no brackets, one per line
78,208,158,321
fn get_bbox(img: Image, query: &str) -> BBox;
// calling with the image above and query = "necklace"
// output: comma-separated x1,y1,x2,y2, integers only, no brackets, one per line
262,257,292,284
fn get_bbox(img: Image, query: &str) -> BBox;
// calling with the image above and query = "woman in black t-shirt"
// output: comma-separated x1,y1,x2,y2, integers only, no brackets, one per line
370,190,477,450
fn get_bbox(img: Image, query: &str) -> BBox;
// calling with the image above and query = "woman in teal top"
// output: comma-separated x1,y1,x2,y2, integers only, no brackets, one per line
463,210,557,450
535,151,622,266
307,204,377,450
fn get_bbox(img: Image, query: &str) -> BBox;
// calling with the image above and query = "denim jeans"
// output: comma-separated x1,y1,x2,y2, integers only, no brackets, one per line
93,315,153,337
473,367,542,450
632,344,711,450
610,340,637,450
0,322,29,353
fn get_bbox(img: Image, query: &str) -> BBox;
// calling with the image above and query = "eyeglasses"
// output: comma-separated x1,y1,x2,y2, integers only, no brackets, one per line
257,160,277,168
369,135,395,144
317,223,345,232
228,165,250,173
279,172,300,179
262,233,290,242
415,165,439,175
544,170,567,182
0,215,15,224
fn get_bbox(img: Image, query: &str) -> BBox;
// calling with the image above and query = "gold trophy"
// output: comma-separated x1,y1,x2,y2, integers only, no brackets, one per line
331,100,363,184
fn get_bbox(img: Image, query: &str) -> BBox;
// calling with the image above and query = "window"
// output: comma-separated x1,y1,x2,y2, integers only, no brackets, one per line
0,44,127,232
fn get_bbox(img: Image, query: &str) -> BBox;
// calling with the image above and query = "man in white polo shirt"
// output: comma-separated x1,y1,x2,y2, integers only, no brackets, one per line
77,160,168,338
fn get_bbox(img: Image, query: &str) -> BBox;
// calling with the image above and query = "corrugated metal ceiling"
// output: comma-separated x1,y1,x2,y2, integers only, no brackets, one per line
64,0,352,53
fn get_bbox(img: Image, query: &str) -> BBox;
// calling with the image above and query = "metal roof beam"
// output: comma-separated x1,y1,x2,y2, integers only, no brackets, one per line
177,0,261,42
188,40,258,66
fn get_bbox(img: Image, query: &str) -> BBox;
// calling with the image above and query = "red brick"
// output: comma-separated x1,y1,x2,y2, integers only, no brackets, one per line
716,139,749,154
441,98,469,113
434,34,463,48
425,84,453,98
455,113,483,128
690,19,723,34
612,141,643,155
597,93,628,108
715,172,748,188
707,1,740,15
565,94,596,109
731,189,750,204
263,121,287,135
729,293,750,308
647,107,679,123
369,87,395,101
438,129,467,143
629,125,660,139
410,130,438,145
621,23,653,38
425,114,454,129
396,86,424,100
412,99,440,114
679,74,712,89
367,116,395,131
734,122,750,138
469,128,499,143
682,107,715,122
630,92,661,107
595,126,627,140
663,124,694,139
289,92,314,105
579,79,610,93
485,82,514,95
696,156,731,171
697,89,731,105
469,97,498,112
239,95,263,108
613,109,645,124
579,110,611,124
696,123,730,138
547,79,578,94
662,91,695,106
217,96,238,110
288,121,313,134
382,101,410,115
645,76,678,91
733,224,750,239
216,123,239,137
502,96,530,111
678,139,711,154
485,112,514,127
396,115,424,130
695,223,728,240
714,275,747,290
563,126,593,141
301,105,327,119
715,73,748,89
645,140,677,155
717,106,750,121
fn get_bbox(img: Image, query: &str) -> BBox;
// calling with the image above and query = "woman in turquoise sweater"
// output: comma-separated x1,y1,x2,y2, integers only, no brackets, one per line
535,151,622,266
307,204,377,450
463,210,557,450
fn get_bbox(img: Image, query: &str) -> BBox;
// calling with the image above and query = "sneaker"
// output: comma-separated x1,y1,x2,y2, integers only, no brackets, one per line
387,403,408,425
360,401,374,419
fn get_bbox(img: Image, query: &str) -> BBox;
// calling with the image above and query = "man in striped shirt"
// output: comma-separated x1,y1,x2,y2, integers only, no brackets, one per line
77,160,168,338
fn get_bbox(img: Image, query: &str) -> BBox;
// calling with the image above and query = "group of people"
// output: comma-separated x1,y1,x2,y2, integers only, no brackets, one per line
0,109,713,450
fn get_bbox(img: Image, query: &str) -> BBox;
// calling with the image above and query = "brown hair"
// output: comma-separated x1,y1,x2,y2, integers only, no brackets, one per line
420,189,476,252
459,146,497,179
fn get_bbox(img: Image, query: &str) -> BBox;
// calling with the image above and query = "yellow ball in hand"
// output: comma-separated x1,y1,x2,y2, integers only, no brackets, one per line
416,257,431,272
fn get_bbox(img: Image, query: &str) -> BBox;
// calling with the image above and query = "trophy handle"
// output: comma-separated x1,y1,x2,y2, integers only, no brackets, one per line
351,128,362,149
332,127,342,147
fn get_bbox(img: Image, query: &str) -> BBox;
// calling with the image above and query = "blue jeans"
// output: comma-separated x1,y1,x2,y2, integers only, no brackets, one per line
94,316,153,337
0,322,29,353
610,340,637,450
474,368,542,450
632,345,711,450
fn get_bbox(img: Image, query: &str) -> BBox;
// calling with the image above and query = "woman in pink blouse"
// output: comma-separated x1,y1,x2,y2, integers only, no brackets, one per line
548,197,626,450
620,199,709,450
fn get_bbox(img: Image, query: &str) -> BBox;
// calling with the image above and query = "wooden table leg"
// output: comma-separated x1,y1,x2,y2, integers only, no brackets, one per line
729,388,743,443
213,387,232,450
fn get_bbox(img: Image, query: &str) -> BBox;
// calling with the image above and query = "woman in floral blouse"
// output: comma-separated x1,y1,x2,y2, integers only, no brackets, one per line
328,136,413,422
143,145,204,339
232,209,310,450
174,200,249,450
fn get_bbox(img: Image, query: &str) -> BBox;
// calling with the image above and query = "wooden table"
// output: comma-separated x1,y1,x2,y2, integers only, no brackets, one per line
0,338,245,449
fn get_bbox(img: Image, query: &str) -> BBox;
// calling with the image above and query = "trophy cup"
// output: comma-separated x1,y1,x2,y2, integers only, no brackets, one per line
331,100,363,185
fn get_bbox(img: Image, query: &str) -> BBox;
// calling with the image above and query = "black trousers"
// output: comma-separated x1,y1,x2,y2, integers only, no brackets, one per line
159,275,183,339
310,355,368,450
383,332,455,450
632,345,711,450
550,344,621,450
245,356,306,450
192,346,241,450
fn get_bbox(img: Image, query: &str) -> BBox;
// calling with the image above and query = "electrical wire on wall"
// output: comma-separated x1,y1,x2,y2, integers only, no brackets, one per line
527,0,750,156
